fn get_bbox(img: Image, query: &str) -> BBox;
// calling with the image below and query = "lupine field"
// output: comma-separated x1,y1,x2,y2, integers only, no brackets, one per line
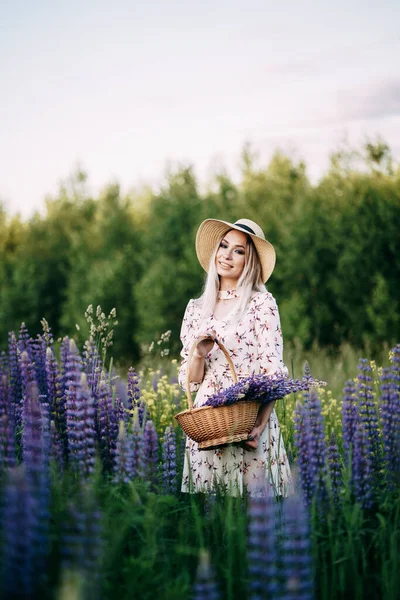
0,307,399,600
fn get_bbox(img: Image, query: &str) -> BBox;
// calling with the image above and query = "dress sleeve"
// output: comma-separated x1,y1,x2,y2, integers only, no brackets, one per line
254,293,288,376
178,299,203,392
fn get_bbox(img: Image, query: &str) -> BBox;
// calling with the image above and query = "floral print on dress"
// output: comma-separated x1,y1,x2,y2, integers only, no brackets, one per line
178,291,292,497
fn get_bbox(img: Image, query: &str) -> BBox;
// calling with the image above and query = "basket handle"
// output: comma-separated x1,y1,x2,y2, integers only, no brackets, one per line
186,334,238,409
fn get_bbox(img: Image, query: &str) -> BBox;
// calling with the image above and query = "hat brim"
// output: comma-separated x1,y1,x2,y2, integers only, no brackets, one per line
195,219,276,283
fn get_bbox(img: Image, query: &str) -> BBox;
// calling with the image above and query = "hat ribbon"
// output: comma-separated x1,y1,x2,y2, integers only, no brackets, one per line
234,223,255,235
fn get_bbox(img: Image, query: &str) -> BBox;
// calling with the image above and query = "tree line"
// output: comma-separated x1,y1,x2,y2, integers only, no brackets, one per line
0,140,399,363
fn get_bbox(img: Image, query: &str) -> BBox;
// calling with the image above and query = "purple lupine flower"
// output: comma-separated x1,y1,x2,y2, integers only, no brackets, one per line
357,358,381,472
0,412,16,469
0,371,16,468
342,379,358,465
192,550,220,600
114,377,129,423
114,395,127,425
380,345,400,488
0,465,37,597
138,419,159,484
379,367,399,488
65,341,97,478
20,349,38,399
97,378,119,473
247,495,280,599
352,421,374,509
20,382,51,586
8,331,23,432
83,339,102,395
22,382,48,484
113,421,135,484
46,346,68,459
138,400,150,428
17,322,32,356
161,426,177,494
59,336,72,399
294,390,327,507
306,389,328,502
302,361,313,405
61,485,103,591
203,372,323,408
327,431,342,504
32,335,48,397
127,367,141,410
0,350,8,374
280,493,313,600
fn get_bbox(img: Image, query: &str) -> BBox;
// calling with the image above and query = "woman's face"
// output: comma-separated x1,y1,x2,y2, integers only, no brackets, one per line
215,229,248,283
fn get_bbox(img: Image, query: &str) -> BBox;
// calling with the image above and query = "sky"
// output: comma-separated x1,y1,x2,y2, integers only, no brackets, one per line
1,0,399,219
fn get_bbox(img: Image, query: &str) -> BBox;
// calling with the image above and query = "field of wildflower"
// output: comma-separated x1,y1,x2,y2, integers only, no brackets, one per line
0,307,399,600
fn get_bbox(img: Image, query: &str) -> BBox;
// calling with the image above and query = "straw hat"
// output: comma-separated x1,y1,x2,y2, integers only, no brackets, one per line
195,218,276,283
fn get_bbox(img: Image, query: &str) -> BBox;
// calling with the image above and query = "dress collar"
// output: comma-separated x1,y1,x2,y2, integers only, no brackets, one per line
217,289,239,300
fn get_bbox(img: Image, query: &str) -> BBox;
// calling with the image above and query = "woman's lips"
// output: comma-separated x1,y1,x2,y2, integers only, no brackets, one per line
219,262,232,269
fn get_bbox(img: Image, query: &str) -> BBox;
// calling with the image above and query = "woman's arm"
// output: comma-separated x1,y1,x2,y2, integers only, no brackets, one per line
188,337,214,384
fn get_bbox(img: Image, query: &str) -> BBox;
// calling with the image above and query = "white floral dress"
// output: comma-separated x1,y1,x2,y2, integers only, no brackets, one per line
178,291,292,497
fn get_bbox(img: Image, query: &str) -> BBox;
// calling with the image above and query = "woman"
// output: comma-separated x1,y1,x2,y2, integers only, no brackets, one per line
178,218,292,497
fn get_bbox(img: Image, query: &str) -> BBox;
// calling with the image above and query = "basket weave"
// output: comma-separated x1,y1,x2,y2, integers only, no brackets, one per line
175,335,259,450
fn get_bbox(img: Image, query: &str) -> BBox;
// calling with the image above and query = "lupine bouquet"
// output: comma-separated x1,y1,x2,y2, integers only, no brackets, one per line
203,371,325,408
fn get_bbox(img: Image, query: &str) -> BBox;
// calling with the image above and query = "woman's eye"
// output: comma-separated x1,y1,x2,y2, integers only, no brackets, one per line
235,249,245,255
220,243,228,248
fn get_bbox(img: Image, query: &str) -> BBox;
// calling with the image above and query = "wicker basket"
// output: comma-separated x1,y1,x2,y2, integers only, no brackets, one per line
174,335,259,450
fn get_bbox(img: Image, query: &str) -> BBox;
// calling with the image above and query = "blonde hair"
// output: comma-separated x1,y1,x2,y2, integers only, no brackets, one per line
200,230,266,320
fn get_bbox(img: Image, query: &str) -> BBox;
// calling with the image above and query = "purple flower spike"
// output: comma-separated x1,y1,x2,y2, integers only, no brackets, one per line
0,465,36,597
357,358,381,472
0,412,16,469
127,367,141,410
20,383,51,587
97,379,119,474
22,382,48,485
381,349,400,488
203,372,324,409
280,493,313,600
83,339,102,395
327,432,341,503
17,322,32,356
65,342,97,478
60,336,72,398
0,372,16,469
46,346,67,457
247,495,280,599
8,331,23,432
352,421,374,509
113,421,135,484
161,426,177,494
32,336,48,397
192,550,220,600
138,419,159,484
61,486,103,589
20,349,38,401
342,379,358,465
294,390,328,507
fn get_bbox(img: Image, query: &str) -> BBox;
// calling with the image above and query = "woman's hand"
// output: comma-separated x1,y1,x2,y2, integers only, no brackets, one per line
193,331,217,358
242,425,263,451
